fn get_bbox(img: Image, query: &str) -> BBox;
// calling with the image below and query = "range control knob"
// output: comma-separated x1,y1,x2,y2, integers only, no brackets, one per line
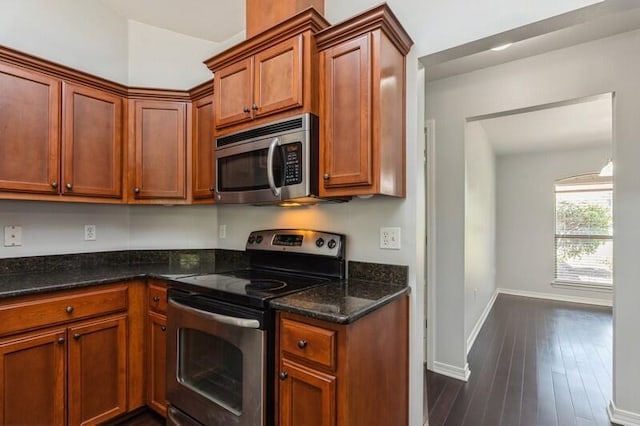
248,236,255,244
327,239,337,249
315,238,325,248
255,235,264,244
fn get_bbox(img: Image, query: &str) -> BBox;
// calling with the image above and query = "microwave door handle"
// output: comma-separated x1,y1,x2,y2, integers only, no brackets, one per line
169,299,260,329
267,137,281,197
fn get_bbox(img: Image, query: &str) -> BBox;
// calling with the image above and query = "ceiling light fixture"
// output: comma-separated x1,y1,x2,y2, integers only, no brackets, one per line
490,42,513,52
599,159,613,177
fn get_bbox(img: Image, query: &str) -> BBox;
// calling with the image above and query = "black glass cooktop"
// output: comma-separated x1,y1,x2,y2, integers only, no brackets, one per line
171,269,331,309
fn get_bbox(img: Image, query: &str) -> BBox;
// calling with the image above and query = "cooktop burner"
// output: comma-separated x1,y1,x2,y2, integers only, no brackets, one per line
245,279,288,293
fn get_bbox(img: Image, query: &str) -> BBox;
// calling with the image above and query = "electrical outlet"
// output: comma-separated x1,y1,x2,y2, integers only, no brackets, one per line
4,225,22,247
380,227,401,250
219,225,227,239
84,225,96,241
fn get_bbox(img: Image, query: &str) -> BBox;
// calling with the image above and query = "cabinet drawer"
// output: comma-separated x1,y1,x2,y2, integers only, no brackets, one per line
148,283,167,315
281,318,336,370
0,285,128,337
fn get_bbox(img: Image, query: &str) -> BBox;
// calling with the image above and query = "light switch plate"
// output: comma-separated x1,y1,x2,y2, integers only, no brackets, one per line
4,225,22,247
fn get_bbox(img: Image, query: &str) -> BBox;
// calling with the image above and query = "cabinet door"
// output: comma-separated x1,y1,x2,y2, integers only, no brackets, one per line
68,315,127,426
0,328,66,426
62,83,123,198
147,312,168,417
279,359,336,426
214,58,252,128
0,63,60,194
320,34,373,192
192,96,215,199
134,100,186,199
253,35,303,118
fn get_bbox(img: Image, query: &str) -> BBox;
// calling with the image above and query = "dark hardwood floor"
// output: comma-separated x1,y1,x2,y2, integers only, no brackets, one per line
426,294,613,426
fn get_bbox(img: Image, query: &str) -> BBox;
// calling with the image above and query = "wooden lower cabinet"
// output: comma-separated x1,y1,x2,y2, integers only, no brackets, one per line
279,359,336,426
147,311,168,416
68,314,128,426
0,328,66,426
277,296,409,426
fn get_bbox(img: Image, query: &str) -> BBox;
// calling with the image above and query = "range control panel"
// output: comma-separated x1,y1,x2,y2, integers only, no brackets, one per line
245,229,344,258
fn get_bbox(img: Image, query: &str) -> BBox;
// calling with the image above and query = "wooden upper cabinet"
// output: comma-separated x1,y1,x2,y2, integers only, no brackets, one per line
319,34,372,190
214,58,252,128
68,314,128,426
253,35,303,118
0,62,60,194
0,328,66,426
192,95,215,199
317,5,413,198
62,83,122,198
133,100,187,200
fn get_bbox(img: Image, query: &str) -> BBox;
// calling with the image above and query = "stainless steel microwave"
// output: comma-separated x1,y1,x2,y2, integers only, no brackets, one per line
215,113,324,205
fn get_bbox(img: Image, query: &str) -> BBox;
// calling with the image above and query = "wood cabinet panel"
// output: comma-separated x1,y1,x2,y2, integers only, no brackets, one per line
280,318,335,370
68,314,128,426
320,34,372,190
0,62,60,194
0,285,128,337
62,83,122,198
279,359,336,426
147,312,167,416
214,58,252,128
192,95,215,199
0,328,66,426
148,282,168,315
133,100,187,199
253,35,303,118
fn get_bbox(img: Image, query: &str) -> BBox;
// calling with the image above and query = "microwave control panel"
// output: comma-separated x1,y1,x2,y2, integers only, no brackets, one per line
283,143,302,186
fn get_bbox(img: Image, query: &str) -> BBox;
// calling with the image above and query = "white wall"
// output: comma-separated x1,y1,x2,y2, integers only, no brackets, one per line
496,146,612,301
464,122,496,345
0,0,128,83
427,29,640,419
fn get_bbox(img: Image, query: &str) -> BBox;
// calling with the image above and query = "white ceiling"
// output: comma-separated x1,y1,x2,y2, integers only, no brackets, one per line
99,0,245,42
477,96,612,155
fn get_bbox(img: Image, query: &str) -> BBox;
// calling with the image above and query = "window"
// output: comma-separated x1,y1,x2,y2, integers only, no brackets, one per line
554,174,613,287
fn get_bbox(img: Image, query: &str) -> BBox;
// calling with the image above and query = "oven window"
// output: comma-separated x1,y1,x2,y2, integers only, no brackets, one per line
218,146,283,192
178,328,243,415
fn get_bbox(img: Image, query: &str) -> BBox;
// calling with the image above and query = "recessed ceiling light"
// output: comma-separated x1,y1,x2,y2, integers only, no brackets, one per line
490,43,513,52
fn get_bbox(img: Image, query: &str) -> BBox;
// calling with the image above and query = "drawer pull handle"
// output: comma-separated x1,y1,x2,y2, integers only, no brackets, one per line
279,371,288,380
65,306,74,314
297,340,308,349
161,326,167,332
73,333,81,340
153,296,160,303
57,337,65,344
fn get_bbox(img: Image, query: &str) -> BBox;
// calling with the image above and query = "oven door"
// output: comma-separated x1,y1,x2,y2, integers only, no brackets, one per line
167,295,266,426
215,131,311,204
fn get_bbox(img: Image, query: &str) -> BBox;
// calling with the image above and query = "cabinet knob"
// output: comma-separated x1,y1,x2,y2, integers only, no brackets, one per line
243,107,251,114
51,181,58,189
323,174,330,180
297,340,308,349
279,371,288,380
65,306,74,314
153,296,160,303
57,337,65,344
252,104,259,111
209,187,215,192
161,326,167,332
73,333,81,340
134,187,140,194
66,183,73,190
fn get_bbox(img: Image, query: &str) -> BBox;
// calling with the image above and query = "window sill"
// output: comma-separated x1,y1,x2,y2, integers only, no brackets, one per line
551,280,613,293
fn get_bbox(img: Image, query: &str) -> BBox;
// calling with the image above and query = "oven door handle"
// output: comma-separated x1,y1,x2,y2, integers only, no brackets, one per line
267,137,281,198
169,299,261,329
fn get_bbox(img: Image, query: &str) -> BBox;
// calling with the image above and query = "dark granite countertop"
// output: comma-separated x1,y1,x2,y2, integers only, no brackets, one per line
269,279,409,324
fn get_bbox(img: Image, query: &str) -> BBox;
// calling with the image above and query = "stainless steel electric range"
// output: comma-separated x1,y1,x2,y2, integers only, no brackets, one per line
165,229,346,426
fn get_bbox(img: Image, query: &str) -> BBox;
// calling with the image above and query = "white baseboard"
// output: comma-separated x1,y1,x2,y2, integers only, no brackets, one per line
497,288,612,307
432,361,471,382
466,290,498,355
608,400,640,425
